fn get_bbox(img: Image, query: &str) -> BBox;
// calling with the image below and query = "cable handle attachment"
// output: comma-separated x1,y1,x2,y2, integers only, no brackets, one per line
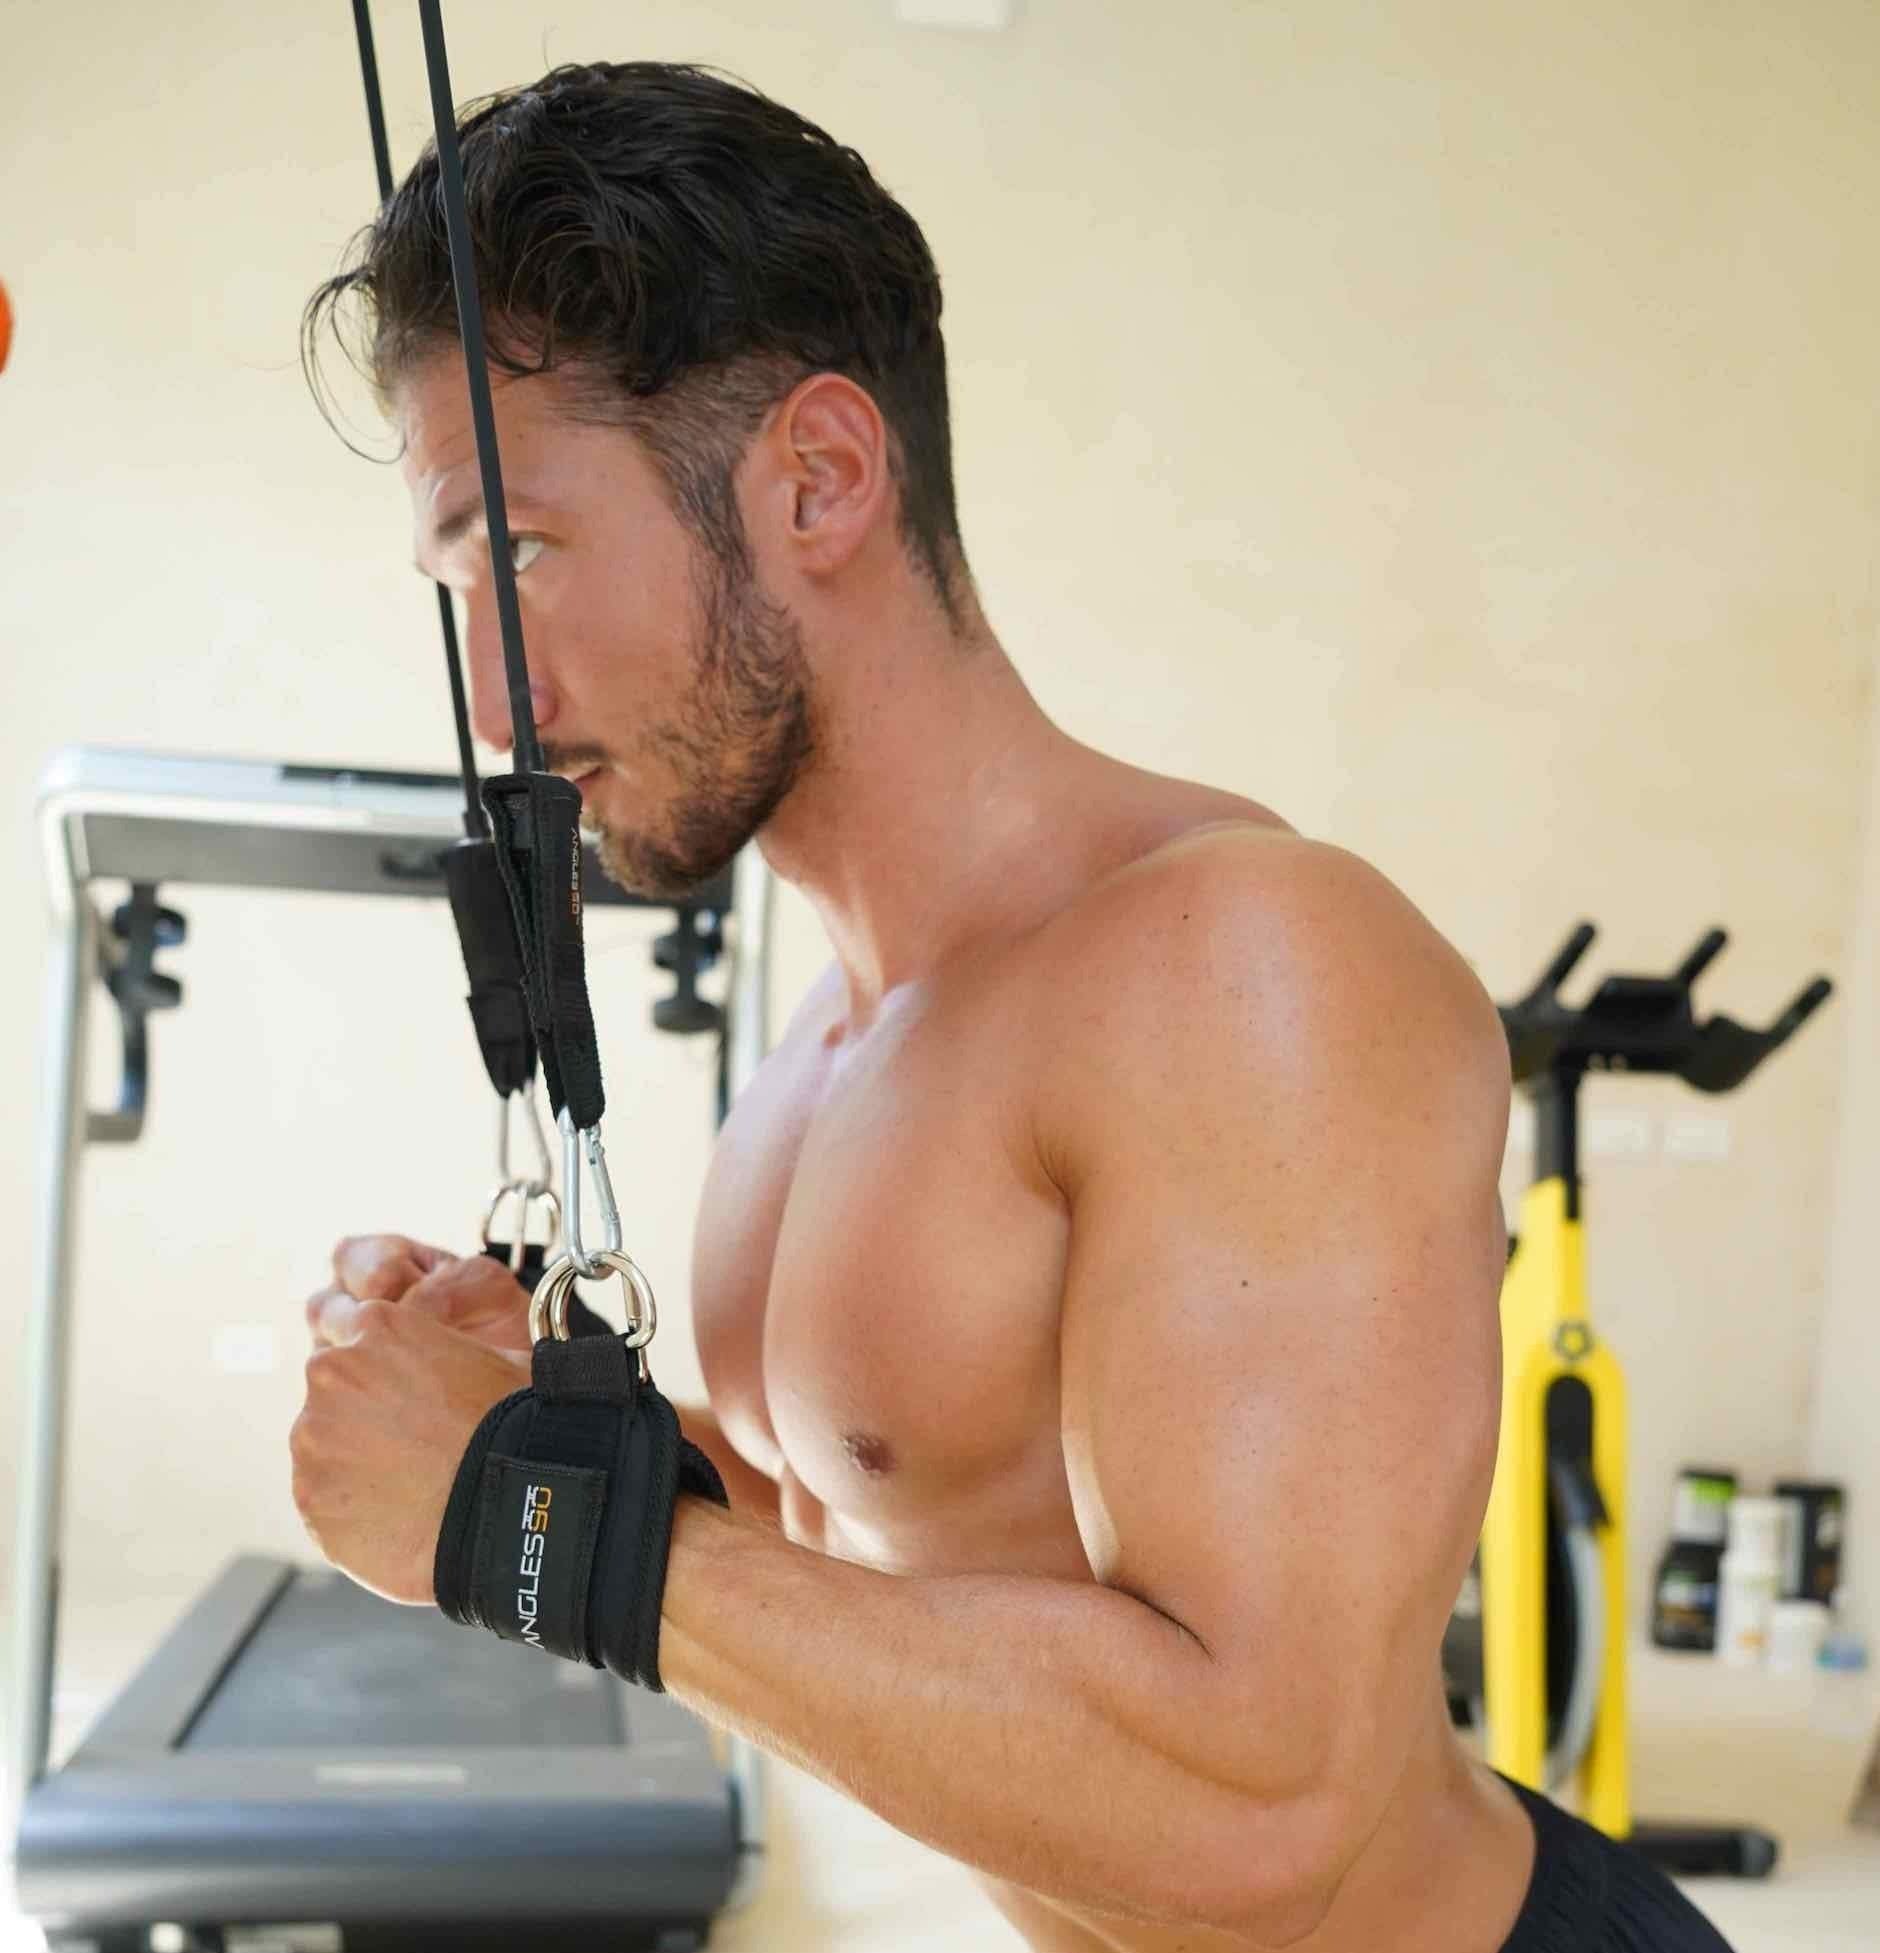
482,1181,562,1275
498,1084,553,1196
559,1107,624,1278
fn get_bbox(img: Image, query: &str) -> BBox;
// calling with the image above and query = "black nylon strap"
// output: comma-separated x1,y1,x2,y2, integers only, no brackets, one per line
562,1291,616,1339
445,839,537,1099
481,772,606,1131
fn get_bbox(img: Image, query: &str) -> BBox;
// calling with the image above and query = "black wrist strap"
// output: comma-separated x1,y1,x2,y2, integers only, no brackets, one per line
434,1336,727,1690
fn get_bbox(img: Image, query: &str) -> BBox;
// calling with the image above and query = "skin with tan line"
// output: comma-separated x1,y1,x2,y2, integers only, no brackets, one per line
292,353,1538,1951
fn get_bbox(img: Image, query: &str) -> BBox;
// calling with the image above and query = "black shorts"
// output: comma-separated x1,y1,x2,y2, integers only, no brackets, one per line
1497,1775,1738,1951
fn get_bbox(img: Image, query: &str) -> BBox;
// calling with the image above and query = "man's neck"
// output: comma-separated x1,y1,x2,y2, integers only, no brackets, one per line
755,626,1106,1024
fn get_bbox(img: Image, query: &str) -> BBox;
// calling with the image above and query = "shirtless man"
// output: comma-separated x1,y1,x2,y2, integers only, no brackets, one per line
291,61,1733,1953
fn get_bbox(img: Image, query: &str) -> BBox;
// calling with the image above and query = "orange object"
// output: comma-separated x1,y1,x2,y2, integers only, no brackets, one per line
0,278,11,372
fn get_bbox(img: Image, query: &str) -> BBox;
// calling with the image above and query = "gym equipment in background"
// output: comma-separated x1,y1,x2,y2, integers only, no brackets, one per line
9,747,774,1952
1446,921,1831,1879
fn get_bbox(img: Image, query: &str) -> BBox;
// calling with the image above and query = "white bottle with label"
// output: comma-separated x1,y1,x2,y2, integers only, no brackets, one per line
1716,1497,1787,1667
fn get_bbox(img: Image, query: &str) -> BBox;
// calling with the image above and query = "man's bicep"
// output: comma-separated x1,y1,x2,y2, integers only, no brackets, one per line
1047,836,1509,1811
1058,1142,1503,1801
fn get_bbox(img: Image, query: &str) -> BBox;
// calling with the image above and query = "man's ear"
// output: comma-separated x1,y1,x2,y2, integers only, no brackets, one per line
762,373,892,576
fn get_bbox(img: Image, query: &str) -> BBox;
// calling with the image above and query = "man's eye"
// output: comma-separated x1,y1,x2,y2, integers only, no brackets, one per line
510,535,544,575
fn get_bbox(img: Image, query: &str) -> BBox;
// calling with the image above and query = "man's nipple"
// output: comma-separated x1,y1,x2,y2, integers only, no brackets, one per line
842,1432,897,1477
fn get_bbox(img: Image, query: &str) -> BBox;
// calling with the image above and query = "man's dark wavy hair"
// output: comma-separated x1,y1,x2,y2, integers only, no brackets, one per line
303,61,967,616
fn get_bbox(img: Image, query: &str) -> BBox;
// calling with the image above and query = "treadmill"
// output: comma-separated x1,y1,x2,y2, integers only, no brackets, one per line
9,747,773,1952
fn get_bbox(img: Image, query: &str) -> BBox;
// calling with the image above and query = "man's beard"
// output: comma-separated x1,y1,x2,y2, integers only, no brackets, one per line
586,547,815,901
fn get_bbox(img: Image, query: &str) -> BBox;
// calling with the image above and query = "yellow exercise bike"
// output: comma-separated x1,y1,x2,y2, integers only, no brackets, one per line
1446,922,1833,1878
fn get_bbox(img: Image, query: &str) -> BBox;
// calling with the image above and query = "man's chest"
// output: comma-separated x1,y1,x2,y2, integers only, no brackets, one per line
693,974,1088,1571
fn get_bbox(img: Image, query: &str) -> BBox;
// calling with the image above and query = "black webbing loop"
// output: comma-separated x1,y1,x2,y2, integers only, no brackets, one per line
444,838,536,1100
482,772,607,1131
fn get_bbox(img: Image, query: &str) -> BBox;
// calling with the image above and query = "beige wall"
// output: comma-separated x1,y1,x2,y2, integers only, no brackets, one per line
1,0,1875,1745
1813,681,1880,1641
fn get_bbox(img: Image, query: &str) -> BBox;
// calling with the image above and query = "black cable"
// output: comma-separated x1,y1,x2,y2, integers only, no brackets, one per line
436,585,489,836
416,0,545,778
351,0,395,200
351,0,488,838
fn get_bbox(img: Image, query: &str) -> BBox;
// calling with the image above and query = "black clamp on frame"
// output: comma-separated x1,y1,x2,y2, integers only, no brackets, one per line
653,909,727,1036
90,883,187,1146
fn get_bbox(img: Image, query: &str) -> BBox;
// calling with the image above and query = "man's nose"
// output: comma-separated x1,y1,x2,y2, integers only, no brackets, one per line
463,595,554,755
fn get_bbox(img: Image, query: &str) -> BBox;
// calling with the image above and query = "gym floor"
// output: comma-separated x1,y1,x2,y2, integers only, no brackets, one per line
4,1613,1876,1952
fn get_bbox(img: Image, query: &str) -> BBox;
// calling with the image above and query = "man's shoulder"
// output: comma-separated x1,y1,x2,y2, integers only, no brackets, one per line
1026,819,1508,1124
1038,818,1419,1003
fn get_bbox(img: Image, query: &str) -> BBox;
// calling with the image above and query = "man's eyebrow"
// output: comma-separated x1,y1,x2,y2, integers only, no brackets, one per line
421,499,487,559
412,498,495,575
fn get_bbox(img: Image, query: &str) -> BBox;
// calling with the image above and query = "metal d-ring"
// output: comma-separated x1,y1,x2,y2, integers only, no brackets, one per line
528,1248,658,1369
482,1180,562,1275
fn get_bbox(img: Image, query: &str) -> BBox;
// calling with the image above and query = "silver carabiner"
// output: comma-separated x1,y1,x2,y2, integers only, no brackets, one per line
498,1085,553,1198
528,1248,658,1378
481,1180,563,1275
558,1106,622,1279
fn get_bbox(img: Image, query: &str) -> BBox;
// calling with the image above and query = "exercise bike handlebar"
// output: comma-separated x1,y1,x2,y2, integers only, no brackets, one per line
1673,927,1728,988
1499,922,1833,1094
1682,974,1835,1095
1499,921,1596,1081
1773,975,1835,1043
1537,921,1598,997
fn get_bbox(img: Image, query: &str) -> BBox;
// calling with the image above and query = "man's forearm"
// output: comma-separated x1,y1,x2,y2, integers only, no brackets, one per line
673,1401,782,1527
658,1501,1338,1941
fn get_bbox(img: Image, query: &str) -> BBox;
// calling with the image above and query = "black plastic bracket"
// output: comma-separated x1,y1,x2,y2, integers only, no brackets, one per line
652,907,727,1037
89,883,187,1145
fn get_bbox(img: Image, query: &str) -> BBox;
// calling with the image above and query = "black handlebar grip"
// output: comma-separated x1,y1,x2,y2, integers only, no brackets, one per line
1539,922,1598,995
1675,928,1729,988
1768,976,1834,1046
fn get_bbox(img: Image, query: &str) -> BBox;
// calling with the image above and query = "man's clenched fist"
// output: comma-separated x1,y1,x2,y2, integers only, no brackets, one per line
306,1233,536,1355
292,1234,539,1602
